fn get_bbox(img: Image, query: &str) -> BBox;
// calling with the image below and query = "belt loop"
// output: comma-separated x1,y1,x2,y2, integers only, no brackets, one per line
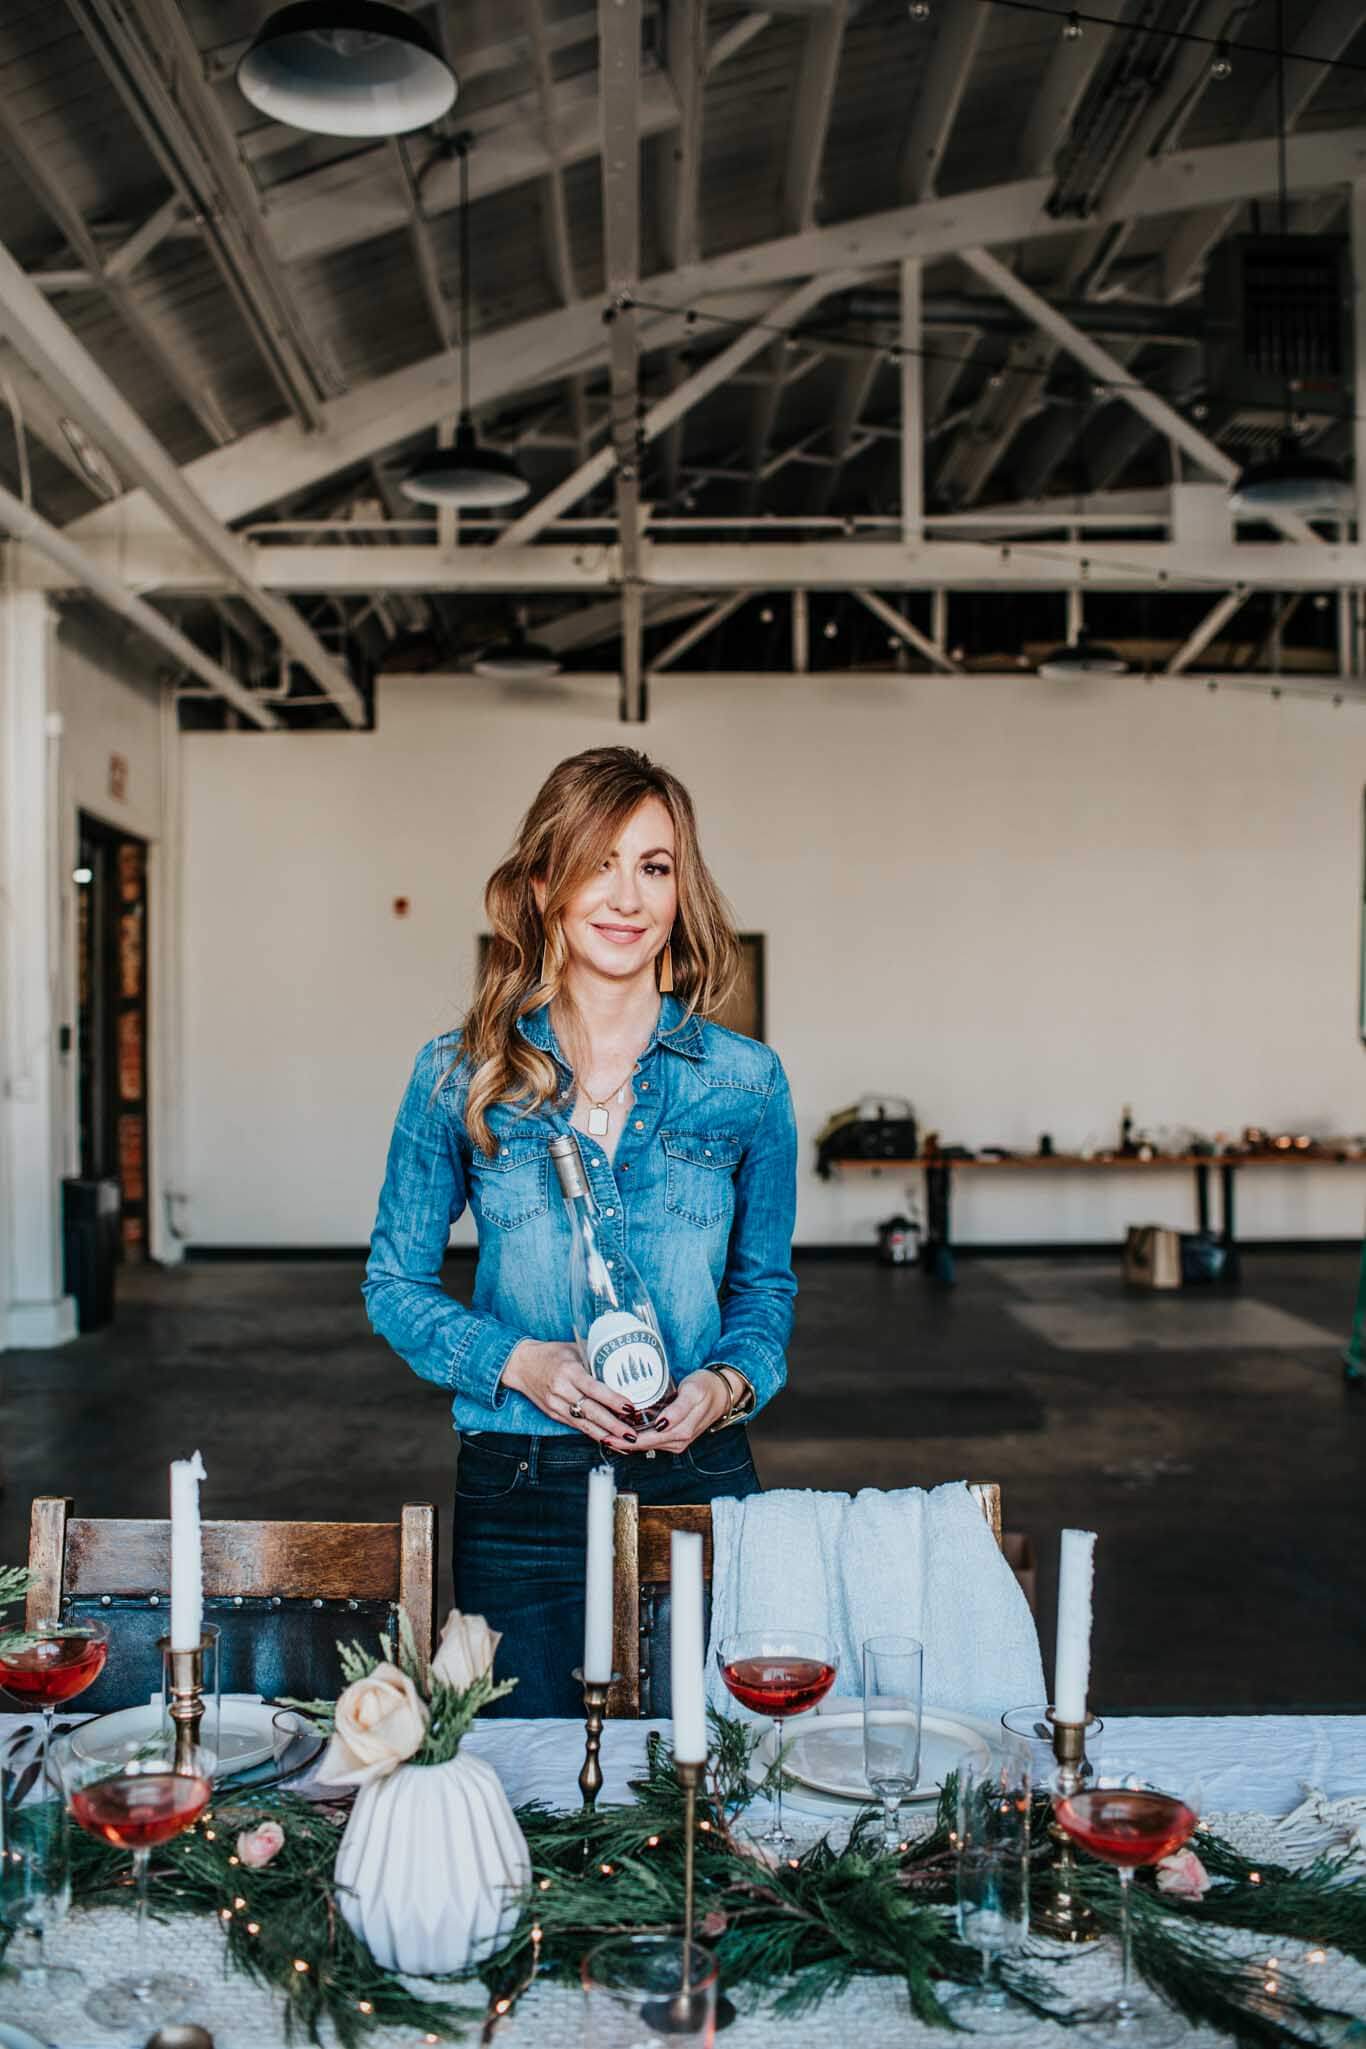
526,1438,541,1483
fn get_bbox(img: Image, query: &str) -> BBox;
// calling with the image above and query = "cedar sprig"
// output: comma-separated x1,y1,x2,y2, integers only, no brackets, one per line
279,1610,517,1768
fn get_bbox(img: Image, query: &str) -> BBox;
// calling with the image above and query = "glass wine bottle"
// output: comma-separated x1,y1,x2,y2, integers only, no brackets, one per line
549,1132,675,1425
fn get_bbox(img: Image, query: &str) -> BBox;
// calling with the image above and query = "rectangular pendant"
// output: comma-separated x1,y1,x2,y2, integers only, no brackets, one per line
586,1106,610,1137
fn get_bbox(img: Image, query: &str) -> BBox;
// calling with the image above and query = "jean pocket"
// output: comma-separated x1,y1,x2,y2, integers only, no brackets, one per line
455,1442,525,1503
685,1427,756,1481
662,1131,742,1227
469,1136,549,1230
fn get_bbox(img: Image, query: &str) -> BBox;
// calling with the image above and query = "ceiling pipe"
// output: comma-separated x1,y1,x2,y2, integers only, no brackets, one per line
845,292,1203,344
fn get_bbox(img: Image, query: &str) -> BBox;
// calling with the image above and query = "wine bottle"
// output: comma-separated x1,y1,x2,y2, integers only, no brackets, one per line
548,1133,675,1423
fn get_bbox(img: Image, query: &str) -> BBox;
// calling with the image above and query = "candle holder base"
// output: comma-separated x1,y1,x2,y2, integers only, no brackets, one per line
571,1668,621,1813
157,1632,215,1774
1036,1712,1099,1945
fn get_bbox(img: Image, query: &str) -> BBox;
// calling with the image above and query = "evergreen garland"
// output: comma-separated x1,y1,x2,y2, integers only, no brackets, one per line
5,1711,1360,2046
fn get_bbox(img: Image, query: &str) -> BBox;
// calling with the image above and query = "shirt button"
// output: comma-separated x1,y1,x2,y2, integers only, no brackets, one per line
704,1147,712,1157
604,1207,616,1217
620,1163,630,1172
640,1081,650,1091
634,1119,644,1131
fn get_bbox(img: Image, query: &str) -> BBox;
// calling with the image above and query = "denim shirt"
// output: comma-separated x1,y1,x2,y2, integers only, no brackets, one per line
362,995,798,1436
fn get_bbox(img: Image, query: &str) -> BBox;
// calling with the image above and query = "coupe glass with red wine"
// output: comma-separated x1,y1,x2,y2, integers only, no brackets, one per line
52,1727,215,2030
1052,1754,1202,2044
716,1630,838,1854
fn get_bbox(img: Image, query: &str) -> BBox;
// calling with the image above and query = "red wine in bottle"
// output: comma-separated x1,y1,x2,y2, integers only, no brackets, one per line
549,1132,676,1424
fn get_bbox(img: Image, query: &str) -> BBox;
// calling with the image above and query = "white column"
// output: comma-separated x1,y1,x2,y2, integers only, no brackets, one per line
149,677,186,1265
0,569,77,1346
900,257,923,544
1353,180,1366,555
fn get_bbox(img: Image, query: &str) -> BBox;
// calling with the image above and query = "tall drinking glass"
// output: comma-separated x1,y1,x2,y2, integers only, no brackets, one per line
952,1746,1032,2035
716,1630,838,1856
53,1728,215,2030
582,1934,718,2047
862,1635,923,1850
1,1722,77,1991
1052,1754,1201,2045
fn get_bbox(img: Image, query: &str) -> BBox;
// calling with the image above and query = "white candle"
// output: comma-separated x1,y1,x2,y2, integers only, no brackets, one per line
583,1465,616,1683
670,1530,707,1765
1054,1527,1097,1725
169,1450,207,1652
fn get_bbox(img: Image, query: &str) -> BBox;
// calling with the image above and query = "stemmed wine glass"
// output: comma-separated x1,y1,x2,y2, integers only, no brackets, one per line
0,1612,110,1785
1052,1753,1202,2045
52,1727,215,2030
716,1629,838,1856
951,1746,1032,2035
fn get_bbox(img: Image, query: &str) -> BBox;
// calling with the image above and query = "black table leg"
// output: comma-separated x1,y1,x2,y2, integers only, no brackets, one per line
923,1162,956,1287
1195,1162,1211,1237
1220,1162,1241,1284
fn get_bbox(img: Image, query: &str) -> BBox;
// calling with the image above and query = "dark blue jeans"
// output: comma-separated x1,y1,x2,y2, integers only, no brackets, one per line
452,1426,761,1718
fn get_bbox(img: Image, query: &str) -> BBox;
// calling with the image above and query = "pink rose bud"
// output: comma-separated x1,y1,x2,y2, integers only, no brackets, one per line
236,1820,285,1869
1155,1846,1209,1899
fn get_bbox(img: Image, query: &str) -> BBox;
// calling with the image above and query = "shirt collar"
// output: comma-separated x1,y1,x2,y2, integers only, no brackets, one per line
516,991,705,1064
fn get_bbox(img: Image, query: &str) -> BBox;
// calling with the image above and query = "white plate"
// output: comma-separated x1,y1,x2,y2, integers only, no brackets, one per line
70,1698,277,1778
754,1707,991,1803
0,2026,54,2049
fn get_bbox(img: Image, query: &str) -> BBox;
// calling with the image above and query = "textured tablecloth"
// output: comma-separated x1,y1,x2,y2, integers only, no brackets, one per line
4,1713,1365,2049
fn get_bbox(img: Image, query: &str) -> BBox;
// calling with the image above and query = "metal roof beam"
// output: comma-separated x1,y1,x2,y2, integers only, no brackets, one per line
854,588,959,673
1161,0,1364,302
66,123,1366,546
0,238,364,723
650,593,749,670
898,3,987,202
1167,587,1250,674
599,0,646,721
389,141,456,353
1017,2,1129,179
658,0,707,504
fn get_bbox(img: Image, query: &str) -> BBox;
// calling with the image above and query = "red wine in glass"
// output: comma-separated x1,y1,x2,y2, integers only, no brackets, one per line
71,1770,211,1851
717,1631,839,1856
0,1633,108,1707
719,1657,838,1719
1054,1788,1197,1870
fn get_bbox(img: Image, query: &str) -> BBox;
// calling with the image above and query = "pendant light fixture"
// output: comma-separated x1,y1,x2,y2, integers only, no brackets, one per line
472,613,562,679
1230,0,1351,519
237,3,457,138
400,142,530,509
1037,639,1128,682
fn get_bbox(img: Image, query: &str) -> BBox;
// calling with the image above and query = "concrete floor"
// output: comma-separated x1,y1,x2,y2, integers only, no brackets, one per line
3,1249,1363,1712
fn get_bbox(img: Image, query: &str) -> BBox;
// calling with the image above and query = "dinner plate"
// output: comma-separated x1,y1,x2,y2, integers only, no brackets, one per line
753,1707,991,1803
70,1698,279,1778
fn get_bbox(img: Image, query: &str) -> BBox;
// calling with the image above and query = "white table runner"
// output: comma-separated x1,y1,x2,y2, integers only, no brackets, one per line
3,1713,1364,2049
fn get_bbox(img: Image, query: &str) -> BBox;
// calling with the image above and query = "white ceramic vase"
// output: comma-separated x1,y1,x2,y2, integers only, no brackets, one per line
334,1751,531,1977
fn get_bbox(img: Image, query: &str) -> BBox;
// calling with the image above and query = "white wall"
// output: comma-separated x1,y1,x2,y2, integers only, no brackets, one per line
181,671,1366,1248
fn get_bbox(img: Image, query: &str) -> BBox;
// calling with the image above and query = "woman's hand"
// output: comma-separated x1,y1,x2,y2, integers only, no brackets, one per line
501,1339,641,1453
642,1370,731,1455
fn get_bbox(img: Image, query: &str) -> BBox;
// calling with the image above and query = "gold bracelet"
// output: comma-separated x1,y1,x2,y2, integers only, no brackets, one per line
701,1363,755,1431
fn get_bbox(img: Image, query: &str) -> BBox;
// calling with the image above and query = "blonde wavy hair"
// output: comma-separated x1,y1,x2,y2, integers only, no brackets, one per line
459,747,740,1155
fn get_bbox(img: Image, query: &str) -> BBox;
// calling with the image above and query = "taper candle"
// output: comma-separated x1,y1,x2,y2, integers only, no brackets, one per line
169,1450,207,1653
670,1530,707,1764
1054,1527,1097,1725
584,1464,616,1683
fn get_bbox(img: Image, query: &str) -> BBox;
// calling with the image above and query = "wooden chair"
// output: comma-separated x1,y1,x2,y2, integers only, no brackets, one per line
607,1482,1031,1719
26,1497,436,1712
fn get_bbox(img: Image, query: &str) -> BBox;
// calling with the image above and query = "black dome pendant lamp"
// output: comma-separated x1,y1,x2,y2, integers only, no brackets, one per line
237,2,457,139
400,142,530,510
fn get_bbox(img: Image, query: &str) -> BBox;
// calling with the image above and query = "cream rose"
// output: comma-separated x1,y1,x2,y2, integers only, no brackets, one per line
430,1609,501,1693
316,1662,429,1788
236,1819,285,1868
1155,1847,1211,1899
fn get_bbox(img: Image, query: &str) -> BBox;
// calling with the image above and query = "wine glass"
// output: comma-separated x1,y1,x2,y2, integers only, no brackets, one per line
716,1629,838,1855
52,1727,215,2030
0,1613,109,1802
951,1746,1031,2035
1,1721,77,1991
862,1635,923,1851
1052,1753,1202,2045
582,1933,719,2047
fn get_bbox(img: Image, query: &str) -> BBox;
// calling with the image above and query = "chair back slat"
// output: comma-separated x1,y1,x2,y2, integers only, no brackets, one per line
61,1519,403,1602
609,1481,1013,1719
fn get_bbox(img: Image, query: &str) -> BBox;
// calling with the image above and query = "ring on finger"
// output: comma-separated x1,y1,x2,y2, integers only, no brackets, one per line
568,1397,586,1419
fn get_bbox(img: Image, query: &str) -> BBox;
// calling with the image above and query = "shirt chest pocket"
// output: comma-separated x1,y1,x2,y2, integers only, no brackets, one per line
470,1135,550,1231
661,1131,742,1228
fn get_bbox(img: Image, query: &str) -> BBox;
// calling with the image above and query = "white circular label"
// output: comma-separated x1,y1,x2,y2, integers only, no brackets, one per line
588,1310,669,1405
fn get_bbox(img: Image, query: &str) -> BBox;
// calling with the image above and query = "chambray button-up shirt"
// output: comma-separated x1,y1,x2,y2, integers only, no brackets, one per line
362,995,799,1437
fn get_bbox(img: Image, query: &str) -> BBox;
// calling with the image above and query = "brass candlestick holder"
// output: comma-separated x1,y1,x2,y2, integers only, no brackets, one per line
572,1668,619,1812
157,1633,210,1772
1034,1711,1098,1944
674,1759,704,2024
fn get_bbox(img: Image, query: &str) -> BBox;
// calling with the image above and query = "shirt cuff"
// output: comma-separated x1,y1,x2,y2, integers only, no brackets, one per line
705,1338,783,1415
451,1314,527,1411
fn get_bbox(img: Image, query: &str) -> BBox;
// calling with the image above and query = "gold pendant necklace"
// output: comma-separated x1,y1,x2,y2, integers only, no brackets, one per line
582,1062,635,1138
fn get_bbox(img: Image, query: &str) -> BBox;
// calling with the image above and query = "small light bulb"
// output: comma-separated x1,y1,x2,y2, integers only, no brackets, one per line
293,1958,310,1973
72,866,93,885
823,619,838,639
1210,42,1232,78
1063,10,1083,38
908,0,930,17
759,607,774,625
247,1921,261,1936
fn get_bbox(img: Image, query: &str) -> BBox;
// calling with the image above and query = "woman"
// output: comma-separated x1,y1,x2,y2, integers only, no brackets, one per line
363,746,798,1715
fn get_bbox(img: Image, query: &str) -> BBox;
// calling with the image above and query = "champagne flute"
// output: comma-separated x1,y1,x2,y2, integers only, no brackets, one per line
716,1630,838,1856
862,1635,923,1851
952,1746,1032,2035
1053,1753,1202,2045
53,1728,215,2029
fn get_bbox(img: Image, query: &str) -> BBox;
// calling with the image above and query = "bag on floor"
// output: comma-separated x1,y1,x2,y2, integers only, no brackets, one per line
1123,1224,1182,1290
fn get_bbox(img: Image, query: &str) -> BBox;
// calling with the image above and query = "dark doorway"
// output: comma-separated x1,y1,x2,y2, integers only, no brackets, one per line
76,815,150,1260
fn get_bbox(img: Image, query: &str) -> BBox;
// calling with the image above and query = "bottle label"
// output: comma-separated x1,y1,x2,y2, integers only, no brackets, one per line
587,1311,669,1405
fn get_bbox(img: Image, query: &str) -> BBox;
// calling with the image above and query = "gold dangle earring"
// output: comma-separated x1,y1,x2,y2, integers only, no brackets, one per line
657,937,674,993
